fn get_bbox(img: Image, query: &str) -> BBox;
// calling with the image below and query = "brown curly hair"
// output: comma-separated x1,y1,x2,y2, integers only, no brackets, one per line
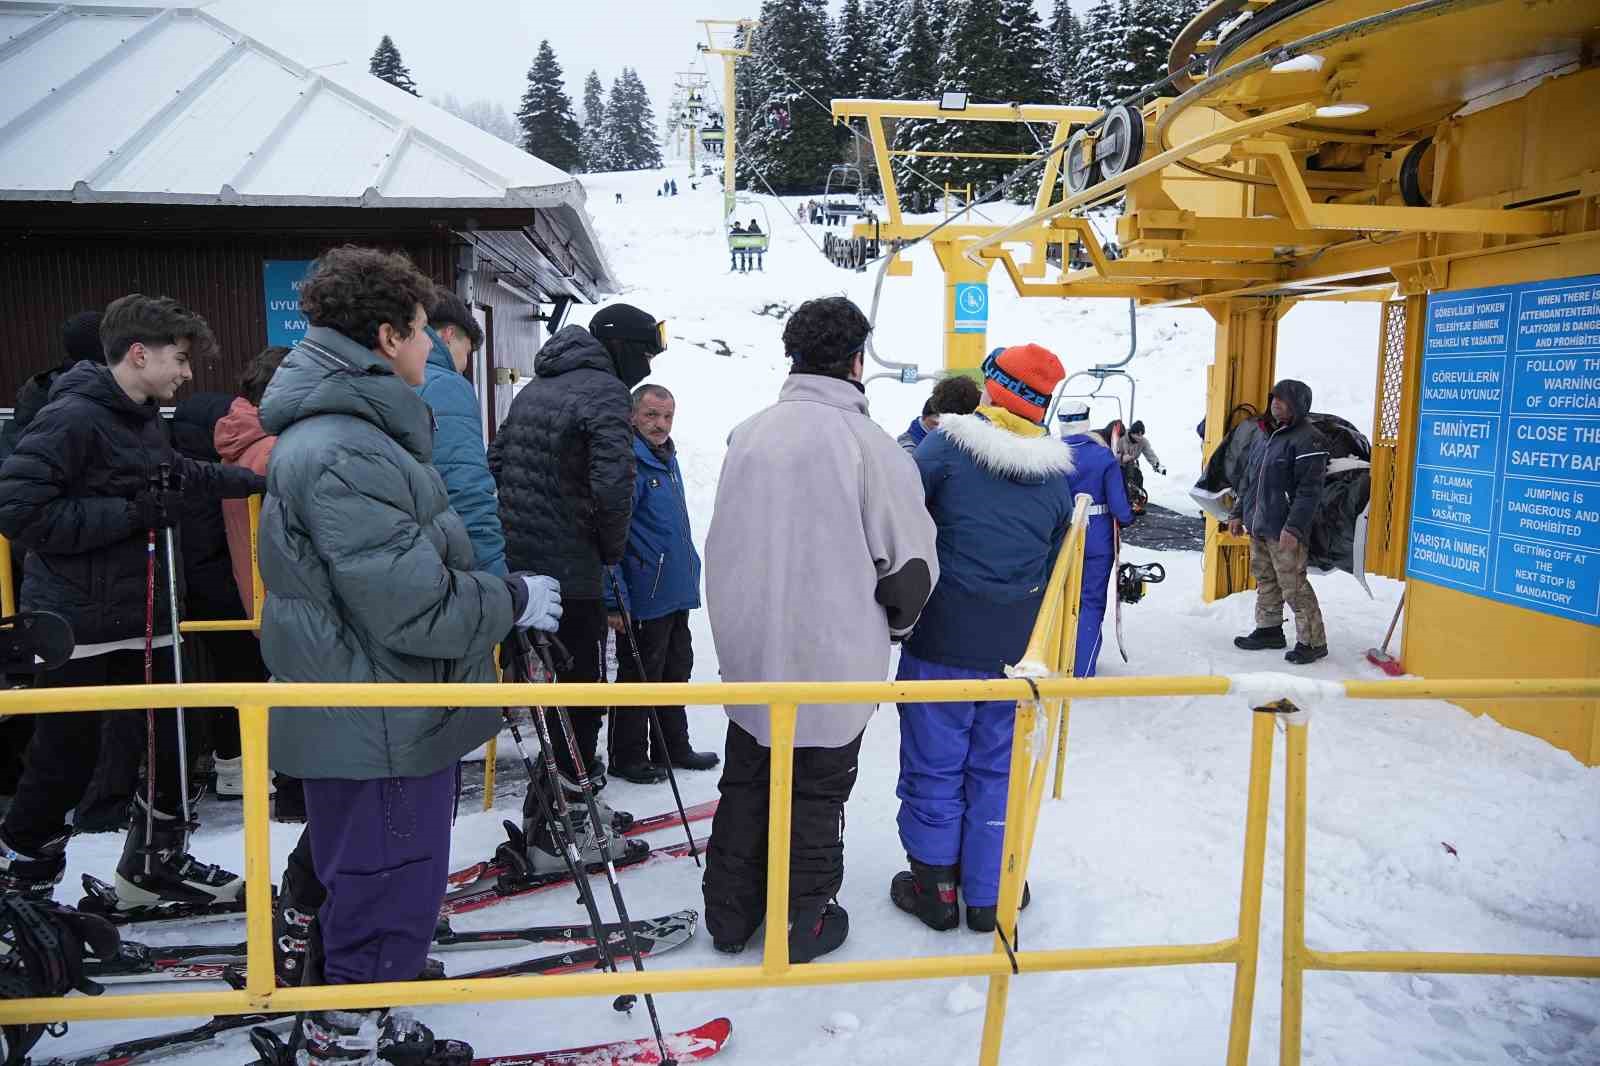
298,245,434,350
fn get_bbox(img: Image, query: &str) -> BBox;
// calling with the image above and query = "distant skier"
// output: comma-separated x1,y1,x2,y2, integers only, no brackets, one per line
670,178,678,195
0,295,263,908
1229,379,1329,664
1057,402,1133,677
1115,419,1165,508
891,344,1073,934
703,296,936,962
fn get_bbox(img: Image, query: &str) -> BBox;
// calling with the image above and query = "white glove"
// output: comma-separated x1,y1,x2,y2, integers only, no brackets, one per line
513,574,563,632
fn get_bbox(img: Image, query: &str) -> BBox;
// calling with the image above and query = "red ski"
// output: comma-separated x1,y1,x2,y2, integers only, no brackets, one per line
448,800,718,892
473,1017,731,1065
441,835,710,917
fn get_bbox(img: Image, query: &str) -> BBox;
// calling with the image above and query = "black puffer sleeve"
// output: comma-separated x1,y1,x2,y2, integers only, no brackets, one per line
0,401,133,554
584,377,637,566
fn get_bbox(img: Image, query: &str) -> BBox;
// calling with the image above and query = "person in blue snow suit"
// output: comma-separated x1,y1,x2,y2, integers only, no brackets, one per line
1057,401,1133,678
892,343,1075,935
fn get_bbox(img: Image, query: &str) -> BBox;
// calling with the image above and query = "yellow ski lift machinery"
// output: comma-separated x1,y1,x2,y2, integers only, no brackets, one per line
947,0,1600,765
698,17,759,218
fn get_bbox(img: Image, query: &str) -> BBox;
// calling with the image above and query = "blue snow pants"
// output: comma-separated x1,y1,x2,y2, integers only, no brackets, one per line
1074,518,1116,678
303,765,454,985
895,652,1016,907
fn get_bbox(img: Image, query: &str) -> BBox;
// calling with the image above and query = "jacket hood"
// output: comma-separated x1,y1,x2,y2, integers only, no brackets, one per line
259,326,434,462
48,360,156,422
939,410,1075,483
171,392,232,461
535,325,616,380
1270,379,1313,425
214,397,270,463
777,371,870,417
424,326,458,376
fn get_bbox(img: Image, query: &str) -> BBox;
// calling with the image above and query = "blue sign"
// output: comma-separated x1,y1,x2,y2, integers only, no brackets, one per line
953,282,988,334
263,260,314,347
1407,273,1600,625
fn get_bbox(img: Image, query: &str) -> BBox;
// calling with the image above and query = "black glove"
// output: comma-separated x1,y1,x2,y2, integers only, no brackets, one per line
127,488,181,530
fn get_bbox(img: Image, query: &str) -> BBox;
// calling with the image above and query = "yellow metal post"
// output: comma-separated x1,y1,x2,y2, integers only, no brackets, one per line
0,533,13,616
976,695,1038,1066
932,239,994,372
722,53,737,218
1224,707,1278,1066
1281,714,1310,1066
248,493,263,624
482,737,497,811
1201,297,1282,603
238,702,276,1004
1051,515,1088,800
763,703,797,973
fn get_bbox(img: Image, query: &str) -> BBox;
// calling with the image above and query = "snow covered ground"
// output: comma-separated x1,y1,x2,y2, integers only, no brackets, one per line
40,162,1599,1065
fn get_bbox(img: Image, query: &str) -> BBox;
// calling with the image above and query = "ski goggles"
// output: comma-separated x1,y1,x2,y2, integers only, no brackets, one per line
655,319,669,354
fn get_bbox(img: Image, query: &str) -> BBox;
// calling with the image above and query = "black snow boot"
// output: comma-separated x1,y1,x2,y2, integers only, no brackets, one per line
1233,626,1287,651
273,864,321,988
1284,643,1329,665
788,900,849,964
890,859,960,931
0,830,68,899
966,882,1033,934
113,796,242,911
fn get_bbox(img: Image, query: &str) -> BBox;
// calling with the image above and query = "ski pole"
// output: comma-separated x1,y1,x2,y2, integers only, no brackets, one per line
143,472,158,876
604,567,699,866
158,465,192,832
500,639,634,1014
529,631,676,1066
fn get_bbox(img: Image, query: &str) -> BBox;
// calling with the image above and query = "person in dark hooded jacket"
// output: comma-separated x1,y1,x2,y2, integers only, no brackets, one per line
0,295,263,909
1229,379,1329,664
490,304,663,791
0,311,104,464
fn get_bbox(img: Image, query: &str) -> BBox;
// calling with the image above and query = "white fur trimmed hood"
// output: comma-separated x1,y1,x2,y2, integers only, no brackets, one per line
938,411,1075,482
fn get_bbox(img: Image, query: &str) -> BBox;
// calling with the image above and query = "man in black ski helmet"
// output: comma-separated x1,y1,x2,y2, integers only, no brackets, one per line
491,303,667,872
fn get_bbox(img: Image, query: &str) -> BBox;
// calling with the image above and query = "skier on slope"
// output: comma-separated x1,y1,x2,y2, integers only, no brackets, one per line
256,245,562,1065
0,295,263,909
1058,402,1134,678
702,296,937,961
491,302,666,874
891,345,1075,933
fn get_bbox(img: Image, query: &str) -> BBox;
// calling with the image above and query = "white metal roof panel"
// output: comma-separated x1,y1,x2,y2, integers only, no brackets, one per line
237,83,401,198
0,9,148,130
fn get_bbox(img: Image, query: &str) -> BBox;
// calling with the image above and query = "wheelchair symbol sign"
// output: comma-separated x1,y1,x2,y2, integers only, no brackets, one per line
954,282,988,333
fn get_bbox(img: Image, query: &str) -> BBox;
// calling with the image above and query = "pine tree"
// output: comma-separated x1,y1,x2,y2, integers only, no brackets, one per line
889,0,941,199
833,0,874,100
1048,0,1085,104
579,70,608,171
741,0,845,195
515,40,582,172
918,0,1018,192
998,0,1051,105
1075,0,1125,106
368,35,418,97
601,68,663,171
861,0,899,100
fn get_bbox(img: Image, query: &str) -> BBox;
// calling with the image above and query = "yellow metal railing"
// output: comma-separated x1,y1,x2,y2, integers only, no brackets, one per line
2,490,1596,1063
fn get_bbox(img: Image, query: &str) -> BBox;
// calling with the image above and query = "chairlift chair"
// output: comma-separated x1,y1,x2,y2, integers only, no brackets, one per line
727,197,771,272
821,164,869,226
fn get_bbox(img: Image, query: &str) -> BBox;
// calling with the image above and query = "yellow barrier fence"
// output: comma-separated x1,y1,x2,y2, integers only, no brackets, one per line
3,496,1597,1063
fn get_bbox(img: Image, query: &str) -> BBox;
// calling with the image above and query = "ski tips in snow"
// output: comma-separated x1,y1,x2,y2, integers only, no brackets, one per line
468,1017,732,1065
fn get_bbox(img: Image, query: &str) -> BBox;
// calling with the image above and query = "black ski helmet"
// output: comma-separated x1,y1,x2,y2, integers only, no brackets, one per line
589,303,664,388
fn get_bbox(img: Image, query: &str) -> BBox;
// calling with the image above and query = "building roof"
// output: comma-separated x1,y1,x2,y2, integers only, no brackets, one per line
0,2,615,297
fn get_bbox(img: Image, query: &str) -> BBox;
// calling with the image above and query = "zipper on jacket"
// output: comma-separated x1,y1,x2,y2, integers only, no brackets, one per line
651,553,665,599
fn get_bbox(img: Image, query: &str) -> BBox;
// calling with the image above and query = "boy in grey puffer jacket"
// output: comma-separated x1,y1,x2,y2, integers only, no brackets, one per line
258,246,561,1066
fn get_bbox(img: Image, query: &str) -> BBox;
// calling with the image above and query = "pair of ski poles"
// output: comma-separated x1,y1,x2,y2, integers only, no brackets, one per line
142,464,191,876
501,621,677,1066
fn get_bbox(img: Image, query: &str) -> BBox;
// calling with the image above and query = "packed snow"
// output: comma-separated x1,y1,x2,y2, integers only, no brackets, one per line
39,162,1599,1066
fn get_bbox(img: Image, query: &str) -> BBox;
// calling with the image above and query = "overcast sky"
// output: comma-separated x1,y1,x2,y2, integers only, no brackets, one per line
205,0,1057,128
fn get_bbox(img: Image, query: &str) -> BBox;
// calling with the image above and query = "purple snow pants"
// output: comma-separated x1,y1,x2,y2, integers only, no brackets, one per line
302,765,454,985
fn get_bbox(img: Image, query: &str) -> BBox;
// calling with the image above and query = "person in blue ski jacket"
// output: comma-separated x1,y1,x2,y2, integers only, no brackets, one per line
415,286,506,576
1057,401,1133,677
892,343,1075,935
603,383,719,783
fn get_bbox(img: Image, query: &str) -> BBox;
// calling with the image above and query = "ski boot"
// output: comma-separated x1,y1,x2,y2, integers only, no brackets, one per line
249,1009,471,1066
889,858,959,932
0,830,67,900
965,882,1032,934
213,756,275,801
523,764,634,834
273,864,321,988
788,900,849,964
112,795,243,911
1233,625,1287,651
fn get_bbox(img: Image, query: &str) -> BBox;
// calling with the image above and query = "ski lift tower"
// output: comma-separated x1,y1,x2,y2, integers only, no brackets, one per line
698,17,758,218
673,71,709,178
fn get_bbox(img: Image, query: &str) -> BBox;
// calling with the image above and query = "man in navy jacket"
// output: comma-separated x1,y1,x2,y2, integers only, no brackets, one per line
606,384,719,783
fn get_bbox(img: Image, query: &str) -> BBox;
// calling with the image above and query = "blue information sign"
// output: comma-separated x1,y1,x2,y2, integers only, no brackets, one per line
262,260,314,347
1407,273,1600,625
953,282,988,334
